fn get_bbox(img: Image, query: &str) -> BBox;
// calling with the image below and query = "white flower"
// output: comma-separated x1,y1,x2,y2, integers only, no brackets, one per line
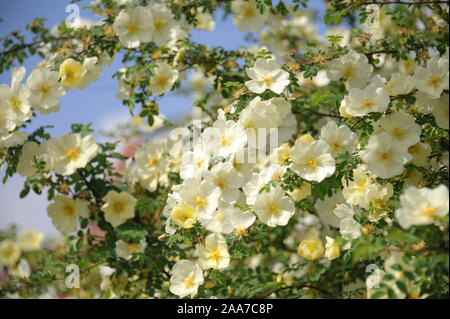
374,110,421,149
290,139,335,182
169,260,204,298
230,209,256,236
205,162,244,203
0,130,27,147
362,183,394,219
147,3,177,46
180,143,211,180
101,190,137,227
204,202,235,234
413,55,449,98
17,229,44,252
194,8,215,31
314,192,345,228
196,233,230,270
0,103,16,137
26,67,65,114
0,240,21,267
333,204,361,248
396,185,449,229
135,138,169,192
59,58,87,89
46,133,99,176
243,164,286,205
360,132,412,179
320,121,358,157
148,61,178,95
238,97,279,148
13,258,31,279
113,6,154,49
178,178,221,220
231,0,268,32
17,141,49,179
245,58,290,94
399,57,418,75
324,236,340,260
115,239,147,260
47,196,90,233
327,50,373,88
385,72,414,96
202,110,247,158
0,67,31,127
431,93,449,130
342,165,372,207
407,142,431,167
345,84,390,117
170,200,198,230
77,57,103,90
254,185,295,227
296,70,330,87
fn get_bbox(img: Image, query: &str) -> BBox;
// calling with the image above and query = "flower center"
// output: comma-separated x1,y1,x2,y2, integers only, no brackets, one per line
427,76,441,88
157,76,168,85
66,148,79,160
10,97,20,109
65,69,74,80
195,160,204,168
244,8,255,18
128,22,138,33
195,196,206,208
422,206,437,217
209,250,221,263
268,203,279,214
184,275,195,288
343,67,354,79
41,84,50,94
148,157,159,167
2,247,14,259
154,19,165,31
63,205,74,216
113,201,124,214
306,158,317,168
362,100,374,109
332,140,341,151
408,144,418,154
379,151,391,161
392,128,405,139
128,243,137,253
216,178,226,189
261,75,272,85
221,136,227,147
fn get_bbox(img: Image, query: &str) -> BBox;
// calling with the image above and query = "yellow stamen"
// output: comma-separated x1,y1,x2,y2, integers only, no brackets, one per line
195,196,206,208
128,22,138,33
66,148,79,160
306,158,317,168
113,201,124,214
427,76,441,88
63,205,74,216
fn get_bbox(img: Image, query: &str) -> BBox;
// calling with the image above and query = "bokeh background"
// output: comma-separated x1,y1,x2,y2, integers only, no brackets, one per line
0,0,327,236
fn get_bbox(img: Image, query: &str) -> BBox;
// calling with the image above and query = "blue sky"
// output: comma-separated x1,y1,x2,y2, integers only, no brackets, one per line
0,0,327,236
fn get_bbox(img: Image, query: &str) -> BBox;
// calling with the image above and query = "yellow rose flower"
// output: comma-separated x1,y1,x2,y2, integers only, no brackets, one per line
59,58,86,88
324,236,340,260
297,238,324,261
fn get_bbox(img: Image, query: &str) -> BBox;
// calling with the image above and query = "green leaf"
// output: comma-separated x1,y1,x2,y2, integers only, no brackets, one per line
396,280,408,295
116,222,148,243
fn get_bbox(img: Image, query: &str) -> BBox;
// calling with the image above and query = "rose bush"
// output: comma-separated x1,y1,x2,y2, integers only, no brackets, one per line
0,0,448,299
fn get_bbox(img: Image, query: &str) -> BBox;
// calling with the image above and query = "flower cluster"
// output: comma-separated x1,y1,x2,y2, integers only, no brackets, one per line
0,0,448,299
